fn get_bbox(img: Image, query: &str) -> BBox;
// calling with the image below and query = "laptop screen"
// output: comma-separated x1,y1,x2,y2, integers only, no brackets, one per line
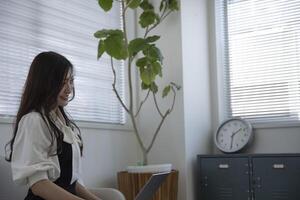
135,172,170,200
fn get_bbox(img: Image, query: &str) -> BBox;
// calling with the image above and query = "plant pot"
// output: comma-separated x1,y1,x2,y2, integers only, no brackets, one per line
117,169,178,200
127,163,172,173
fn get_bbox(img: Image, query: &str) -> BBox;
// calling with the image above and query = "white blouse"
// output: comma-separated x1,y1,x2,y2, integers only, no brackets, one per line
11,111,83,188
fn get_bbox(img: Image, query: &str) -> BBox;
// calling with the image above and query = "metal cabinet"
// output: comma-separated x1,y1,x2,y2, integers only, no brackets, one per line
197,154,300,200
252,156,300,200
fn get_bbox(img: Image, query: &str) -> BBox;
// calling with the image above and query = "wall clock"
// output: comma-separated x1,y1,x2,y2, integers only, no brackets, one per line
215,118,253,153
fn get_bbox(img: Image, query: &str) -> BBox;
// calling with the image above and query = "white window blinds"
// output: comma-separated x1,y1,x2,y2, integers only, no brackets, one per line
217,0,300,125
0,0,125,124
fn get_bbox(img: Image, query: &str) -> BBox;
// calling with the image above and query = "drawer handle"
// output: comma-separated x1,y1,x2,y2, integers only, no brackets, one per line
219,164,229,169
273,164,285,169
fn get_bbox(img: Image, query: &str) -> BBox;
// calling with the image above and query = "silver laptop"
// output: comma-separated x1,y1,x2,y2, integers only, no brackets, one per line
135,172,170,200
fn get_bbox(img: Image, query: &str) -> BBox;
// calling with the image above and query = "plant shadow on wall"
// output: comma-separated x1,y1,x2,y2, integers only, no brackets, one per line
94,0,180,166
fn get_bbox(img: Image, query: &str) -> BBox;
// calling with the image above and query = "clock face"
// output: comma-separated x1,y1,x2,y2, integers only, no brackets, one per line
215,118,253,153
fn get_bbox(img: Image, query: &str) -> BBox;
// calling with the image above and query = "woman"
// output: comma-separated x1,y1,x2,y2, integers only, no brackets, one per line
6,52,101,200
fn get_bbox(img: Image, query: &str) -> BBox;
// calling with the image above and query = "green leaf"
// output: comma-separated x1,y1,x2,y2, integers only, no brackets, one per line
168,0,179,11
141,82,150,90
140,65,155,85
170,82,181,90
139,10,157,28
143,45,163,63
140,0,154,10
98,0,113,12
162,85,171,98
136,57,148,67
152,62,162,77
126,0,142,9
97,40,105,60
155,13,160,23
109,29,124,37
159,0,166,11
128,38,148,56
94,29,123,39
94,30,110,39
104,35,128,60
145,35,160,43
150,82,158,93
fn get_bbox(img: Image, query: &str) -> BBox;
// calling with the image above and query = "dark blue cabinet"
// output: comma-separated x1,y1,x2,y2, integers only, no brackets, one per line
197,154,300,200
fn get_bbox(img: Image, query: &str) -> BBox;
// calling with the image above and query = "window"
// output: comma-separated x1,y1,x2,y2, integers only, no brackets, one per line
0,0,125,124
216,0,300,126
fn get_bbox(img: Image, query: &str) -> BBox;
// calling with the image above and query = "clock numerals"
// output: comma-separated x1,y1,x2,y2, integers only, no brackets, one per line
215,118,253,153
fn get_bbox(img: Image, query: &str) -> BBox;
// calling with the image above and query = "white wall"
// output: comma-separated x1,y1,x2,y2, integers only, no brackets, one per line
181,0,213,200
0,123,139,188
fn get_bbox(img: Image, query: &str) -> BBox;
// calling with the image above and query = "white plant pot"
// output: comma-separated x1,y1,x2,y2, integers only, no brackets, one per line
127,163,172,173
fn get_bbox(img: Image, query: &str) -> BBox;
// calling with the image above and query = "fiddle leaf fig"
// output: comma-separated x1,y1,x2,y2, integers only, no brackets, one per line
98,0,113,12
171,81,181,90
94,29,123,39
150,82,158,93
159,0,165,11
97,40,105,60
168,0,179,11
146,35,160,43
128,38,148,56
136,57,148,67
141,82,150,90
94,29,127,60
140,0,154,10
162,85,171,98
139,10,156,28
94,0,180,166
94,30,110,39
140,65,155,85
152,62,162,77
126,0,142,9
143,45,163,63
104,35,128,60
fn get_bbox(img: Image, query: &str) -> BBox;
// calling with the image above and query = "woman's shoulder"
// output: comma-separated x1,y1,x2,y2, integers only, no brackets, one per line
19,111,48,129
17,111,52,141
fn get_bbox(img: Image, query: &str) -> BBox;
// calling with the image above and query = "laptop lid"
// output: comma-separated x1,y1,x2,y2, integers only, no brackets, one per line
135,172,170,200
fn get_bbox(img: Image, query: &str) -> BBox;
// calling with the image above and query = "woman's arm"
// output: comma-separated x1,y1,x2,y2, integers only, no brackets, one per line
31,179,85,200
75,181,102,200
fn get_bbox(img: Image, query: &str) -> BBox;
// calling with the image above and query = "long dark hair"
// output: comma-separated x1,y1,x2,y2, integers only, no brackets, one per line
5,51,83,161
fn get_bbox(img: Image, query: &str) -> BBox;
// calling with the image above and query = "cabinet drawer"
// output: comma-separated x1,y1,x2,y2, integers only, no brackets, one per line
198,157,250,200
252,156,300,200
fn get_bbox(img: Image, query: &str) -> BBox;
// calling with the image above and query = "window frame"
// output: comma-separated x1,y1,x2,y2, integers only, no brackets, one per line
0,1,137,131
212,0,300,128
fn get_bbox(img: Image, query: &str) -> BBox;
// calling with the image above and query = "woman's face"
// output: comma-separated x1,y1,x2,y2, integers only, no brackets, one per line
57,70,74,107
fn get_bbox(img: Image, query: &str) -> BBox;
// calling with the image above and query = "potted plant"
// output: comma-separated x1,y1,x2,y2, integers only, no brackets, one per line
94,0,180,199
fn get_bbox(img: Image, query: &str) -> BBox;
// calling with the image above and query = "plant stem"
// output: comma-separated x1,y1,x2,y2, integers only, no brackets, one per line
134,89,151,117
121,0,147,165
110,57,129,113
152,92,163,117
146,109,170,153
146,87,177,153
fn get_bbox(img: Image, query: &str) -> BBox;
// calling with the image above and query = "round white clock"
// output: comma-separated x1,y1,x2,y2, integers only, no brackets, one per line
215,118,253,153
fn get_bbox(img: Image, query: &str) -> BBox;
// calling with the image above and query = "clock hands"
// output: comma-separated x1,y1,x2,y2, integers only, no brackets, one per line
232,128,242,137
230,128,242,149
230,136,234,149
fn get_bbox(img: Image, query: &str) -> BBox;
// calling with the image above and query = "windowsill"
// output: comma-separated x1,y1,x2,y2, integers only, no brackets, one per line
0,117,133,132
252,121,300,129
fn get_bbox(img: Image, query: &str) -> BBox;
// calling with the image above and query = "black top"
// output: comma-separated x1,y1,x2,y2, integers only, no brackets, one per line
24,142,77,199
